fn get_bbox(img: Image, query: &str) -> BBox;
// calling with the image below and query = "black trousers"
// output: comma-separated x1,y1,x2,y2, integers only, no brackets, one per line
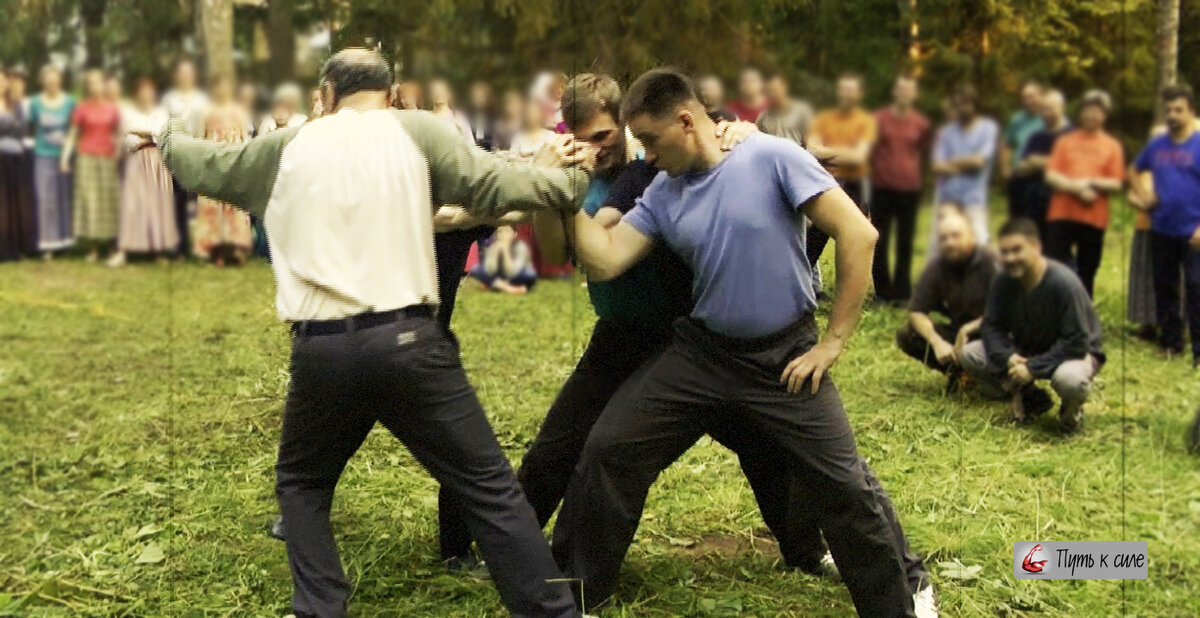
1150,231,1200,359
276,312,577,618
807,179,867,282
895,322,959,373
551,315,915,617
441,317,830,570
1045,220,1105,297
171,176,190,257
871,188,920,302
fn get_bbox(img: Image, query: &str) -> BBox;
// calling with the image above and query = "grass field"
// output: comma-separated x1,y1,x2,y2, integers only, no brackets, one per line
2,203,1199,617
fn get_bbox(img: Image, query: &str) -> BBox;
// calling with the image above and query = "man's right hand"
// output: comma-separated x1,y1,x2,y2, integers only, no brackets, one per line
1008,353,1027,369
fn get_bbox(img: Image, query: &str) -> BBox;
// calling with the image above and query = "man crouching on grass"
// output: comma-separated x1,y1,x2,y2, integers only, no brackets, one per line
960,218,1105,432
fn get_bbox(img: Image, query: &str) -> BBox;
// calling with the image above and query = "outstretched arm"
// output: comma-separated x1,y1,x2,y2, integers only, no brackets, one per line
396,110,592,219
159,120,299,219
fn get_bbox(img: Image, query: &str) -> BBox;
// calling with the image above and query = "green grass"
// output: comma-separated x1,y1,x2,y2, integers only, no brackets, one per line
2,201,1199,617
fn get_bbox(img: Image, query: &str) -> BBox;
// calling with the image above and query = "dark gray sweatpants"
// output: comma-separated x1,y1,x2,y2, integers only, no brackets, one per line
551,315,916,617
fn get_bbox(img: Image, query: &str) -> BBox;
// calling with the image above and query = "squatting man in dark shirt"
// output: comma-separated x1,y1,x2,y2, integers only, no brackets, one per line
959,218,1105,432
896,203,998,391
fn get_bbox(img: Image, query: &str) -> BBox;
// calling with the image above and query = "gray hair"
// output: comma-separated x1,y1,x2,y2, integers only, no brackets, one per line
1080,89,1111,114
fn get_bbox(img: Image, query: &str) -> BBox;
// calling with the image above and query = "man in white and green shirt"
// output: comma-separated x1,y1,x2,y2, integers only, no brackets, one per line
161,48,590,618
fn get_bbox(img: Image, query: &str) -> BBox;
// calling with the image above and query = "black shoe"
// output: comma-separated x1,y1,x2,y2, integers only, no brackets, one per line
944,367,964,396
268,515,286,541
1022,386,1054,419
444,554,490,578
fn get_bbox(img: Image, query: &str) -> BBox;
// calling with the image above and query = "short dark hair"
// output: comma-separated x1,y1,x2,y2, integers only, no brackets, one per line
1162,84,1195,109
620,68,700,123
562,73,622,132
998,218,1041,242
321,48,392,102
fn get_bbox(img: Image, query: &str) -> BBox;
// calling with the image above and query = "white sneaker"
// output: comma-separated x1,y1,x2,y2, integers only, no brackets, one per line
818,550,840,579
913,584,938,618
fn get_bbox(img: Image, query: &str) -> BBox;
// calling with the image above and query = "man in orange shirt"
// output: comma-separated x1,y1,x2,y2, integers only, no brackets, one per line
808,73,877,294
1044,89,1125,297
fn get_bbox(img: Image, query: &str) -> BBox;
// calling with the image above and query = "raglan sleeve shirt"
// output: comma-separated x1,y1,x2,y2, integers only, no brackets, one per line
393,110,590,219
160,118,299,220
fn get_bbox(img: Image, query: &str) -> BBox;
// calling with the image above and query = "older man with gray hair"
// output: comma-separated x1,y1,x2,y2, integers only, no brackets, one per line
160,47,592,618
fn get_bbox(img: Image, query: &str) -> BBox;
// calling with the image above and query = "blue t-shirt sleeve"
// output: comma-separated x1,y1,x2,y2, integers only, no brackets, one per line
767,135,838,209
622,196,659,238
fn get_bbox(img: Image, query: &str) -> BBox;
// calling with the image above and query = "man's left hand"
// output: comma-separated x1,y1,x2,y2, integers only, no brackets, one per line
780,339,845,394
1189,227,1200,252
715,121,758,151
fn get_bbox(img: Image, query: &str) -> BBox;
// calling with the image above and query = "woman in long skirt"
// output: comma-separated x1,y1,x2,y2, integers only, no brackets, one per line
109,78,177,266
28,65,75,259
61,69,121,262
0,71,37,261
192,75,252,267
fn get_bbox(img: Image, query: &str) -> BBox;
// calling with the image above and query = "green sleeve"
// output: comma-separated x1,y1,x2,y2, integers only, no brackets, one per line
160,121,300,219
393,109,590,218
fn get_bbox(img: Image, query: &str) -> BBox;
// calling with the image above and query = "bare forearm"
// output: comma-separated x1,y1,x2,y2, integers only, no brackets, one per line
909,312,945,346
1088,177,1123,193
956,155,985,172
826,229,877,344
1045,170,1074,193
573,212,620,280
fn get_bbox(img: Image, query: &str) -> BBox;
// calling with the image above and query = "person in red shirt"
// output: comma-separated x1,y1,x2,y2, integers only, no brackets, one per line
1044,89,1125,297
870,74,932,302
727,66,768,122
61,69,122,263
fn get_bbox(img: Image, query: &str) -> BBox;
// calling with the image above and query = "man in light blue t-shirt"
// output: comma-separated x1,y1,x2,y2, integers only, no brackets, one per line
932,84,998,244
551,68,931,618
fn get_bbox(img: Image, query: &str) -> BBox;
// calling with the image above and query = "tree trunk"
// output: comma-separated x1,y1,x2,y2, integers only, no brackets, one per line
268,0,295,84
1156,0,1179,93
80,0,108,69
198,0,235,81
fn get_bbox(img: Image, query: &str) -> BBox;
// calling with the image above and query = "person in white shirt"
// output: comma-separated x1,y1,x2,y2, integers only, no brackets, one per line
160,47,594,618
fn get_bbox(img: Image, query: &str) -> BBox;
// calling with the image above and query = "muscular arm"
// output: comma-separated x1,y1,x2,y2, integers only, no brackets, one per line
805,186,878,344
570,213,655,281
780,186,877,393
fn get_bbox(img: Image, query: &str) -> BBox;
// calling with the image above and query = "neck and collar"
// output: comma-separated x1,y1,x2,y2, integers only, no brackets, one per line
1169,122,1197,145
1020,256,1048,292
333,91,390,113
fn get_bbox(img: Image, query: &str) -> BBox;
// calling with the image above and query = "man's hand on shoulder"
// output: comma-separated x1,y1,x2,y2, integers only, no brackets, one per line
715,120,757,151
